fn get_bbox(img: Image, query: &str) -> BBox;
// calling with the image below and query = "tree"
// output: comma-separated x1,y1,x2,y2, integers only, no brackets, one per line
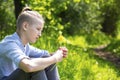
100,0,119,37
14,0,28,19
0,0,15,40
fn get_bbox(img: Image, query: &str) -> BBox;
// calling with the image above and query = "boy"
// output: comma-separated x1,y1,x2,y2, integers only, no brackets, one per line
0,7,68,80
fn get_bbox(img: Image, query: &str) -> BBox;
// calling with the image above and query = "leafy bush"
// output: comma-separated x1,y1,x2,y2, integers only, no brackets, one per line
104,18,120,57
0,0,15,40
85,30,111,47
104,39,120,57
28,0,104,36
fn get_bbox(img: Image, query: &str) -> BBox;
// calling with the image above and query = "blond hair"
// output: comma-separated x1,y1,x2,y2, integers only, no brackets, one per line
16,7,44,30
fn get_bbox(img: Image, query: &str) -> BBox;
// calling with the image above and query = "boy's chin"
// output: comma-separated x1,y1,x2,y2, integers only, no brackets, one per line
30,40,36,44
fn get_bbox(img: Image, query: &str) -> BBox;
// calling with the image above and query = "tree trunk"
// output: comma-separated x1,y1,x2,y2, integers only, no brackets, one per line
13,0,24,19
101,5,118,37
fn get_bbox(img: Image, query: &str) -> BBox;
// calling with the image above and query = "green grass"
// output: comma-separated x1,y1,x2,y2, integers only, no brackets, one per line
57,45,120,80
33,33,120,80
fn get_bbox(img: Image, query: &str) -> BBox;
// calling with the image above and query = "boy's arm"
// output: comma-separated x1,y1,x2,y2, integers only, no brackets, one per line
19,49,64,72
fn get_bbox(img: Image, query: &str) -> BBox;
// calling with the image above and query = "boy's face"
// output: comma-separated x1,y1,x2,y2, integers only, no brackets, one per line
25,23,43,43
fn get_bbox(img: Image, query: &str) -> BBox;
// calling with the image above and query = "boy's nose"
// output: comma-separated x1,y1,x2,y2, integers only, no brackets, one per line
38,33,42,37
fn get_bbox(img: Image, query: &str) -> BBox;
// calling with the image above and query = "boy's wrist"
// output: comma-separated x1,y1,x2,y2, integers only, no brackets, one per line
50,55,58,63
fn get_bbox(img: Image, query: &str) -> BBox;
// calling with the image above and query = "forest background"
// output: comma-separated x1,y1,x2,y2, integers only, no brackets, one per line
1,0,120,80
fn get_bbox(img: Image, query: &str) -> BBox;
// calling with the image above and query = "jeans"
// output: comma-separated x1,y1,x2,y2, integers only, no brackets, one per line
0,64,60,80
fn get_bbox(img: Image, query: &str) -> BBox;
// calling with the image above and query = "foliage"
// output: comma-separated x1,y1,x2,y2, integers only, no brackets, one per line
68,35,88,48
67,29,111,48
85,30,111,47
101,19,120,57
69,0,102,34
28,0,67,37
1,0,120,79
103,0,120,56
100,0,120,36
58,47,120,80
1,0,120,37
27,0,120,36
0,0,15,40
104,39,120,57
33,34,120,80
28,0,104,36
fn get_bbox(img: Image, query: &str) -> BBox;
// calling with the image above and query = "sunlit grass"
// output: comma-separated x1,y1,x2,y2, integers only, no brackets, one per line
33,34,120,80
68,36,88,48
58,46,120,80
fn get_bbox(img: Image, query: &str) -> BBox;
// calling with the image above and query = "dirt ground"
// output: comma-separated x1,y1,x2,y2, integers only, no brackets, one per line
94,45,120,68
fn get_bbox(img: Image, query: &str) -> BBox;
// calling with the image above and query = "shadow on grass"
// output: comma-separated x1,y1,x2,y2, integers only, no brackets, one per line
92,47,120,76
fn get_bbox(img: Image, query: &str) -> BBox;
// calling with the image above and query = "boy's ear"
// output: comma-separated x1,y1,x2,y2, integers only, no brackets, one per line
22,22,28,31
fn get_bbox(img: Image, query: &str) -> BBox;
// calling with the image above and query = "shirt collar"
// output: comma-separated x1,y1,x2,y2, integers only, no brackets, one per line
13,32,28,48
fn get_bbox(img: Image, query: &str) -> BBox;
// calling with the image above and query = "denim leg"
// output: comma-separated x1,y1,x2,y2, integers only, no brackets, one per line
0,69,30,80
31,64,60,80
31,70,48,80
1,69,48,80
0,65,60,80
45,64,60,80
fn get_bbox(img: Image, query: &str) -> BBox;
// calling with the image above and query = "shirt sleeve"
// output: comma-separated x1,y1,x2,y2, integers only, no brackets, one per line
28,45,50,58
3,42,29,67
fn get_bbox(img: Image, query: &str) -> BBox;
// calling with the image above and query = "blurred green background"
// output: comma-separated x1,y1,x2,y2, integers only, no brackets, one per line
1,0,120,80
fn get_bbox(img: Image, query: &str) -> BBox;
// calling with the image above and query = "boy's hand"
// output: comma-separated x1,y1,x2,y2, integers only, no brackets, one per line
52,47,68,62
59,47,68,58
52,49,63,62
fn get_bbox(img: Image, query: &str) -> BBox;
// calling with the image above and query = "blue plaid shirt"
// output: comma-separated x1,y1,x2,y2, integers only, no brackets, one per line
0,32,49,79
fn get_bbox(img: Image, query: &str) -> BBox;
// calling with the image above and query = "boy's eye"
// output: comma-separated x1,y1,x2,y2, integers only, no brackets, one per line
37,28,40,31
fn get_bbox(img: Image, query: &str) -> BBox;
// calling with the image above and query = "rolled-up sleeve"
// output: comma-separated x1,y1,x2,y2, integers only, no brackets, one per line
3,42,29,67
28,45,50,58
